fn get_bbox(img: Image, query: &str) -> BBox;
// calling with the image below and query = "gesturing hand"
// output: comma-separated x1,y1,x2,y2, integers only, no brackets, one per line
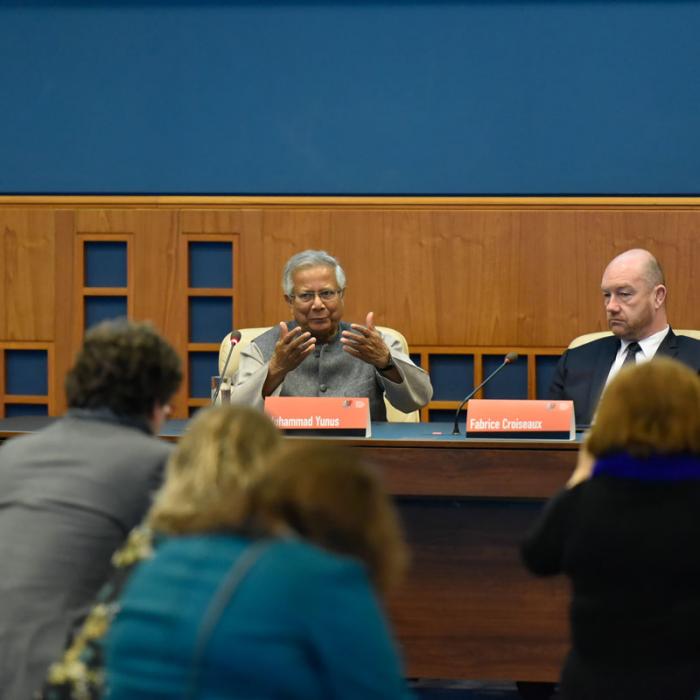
269,322,317,376
340,312,392,368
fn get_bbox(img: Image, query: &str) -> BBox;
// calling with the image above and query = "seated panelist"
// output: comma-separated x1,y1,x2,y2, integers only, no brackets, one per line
233,249,432,420
548,248,700,427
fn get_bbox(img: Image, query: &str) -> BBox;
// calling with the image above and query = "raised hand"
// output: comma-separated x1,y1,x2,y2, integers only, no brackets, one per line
270,322,317,375
263,322,316,397
340,311,392,368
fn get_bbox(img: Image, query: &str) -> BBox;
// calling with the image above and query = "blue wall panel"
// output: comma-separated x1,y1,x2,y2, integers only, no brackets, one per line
85,241,128,287
84,296,128,328
5,404,49,417
189,351,220,399
189,242,233,288
189,297,233,343
482,353,528,400
2,1,700,194
5,350,48,395
430,354,474,402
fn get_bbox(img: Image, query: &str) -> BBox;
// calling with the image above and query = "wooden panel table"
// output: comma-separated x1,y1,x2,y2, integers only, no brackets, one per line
0,418,579,683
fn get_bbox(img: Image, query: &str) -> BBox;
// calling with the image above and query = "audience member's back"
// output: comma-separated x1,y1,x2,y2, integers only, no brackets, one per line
105,441,413,699
0,319,181,699
522,358,700,700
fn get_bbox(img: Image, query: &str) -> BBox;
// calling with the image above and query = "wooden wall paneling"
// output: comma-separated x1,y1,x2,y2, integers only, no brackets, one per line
0,345,5,418
527,353,538,398
130,210,187,416
0,340,52,414
175,202,700,348
163,199,700,346
0,209,55,341
180,233,238,415
0,217,5,340
3,197,700,417
180,209,264,328
255,208,333,325
179,210,261,415
638,210,700,326
73,209,138,348
53,210,77,415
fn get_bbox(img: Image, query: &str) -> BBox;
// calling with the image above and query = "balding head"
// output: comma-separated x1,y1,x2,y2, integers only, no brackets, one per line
601,249,668,341
603,249,665,289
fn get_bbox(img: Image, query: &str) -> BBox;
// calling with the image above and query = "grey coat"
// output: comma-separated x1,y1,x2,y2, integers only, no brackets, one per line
0,409,172,700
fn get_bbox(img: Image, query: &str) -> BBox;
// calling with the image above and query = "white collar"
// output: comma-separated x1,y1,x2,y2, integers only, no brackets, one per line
619,325,669,358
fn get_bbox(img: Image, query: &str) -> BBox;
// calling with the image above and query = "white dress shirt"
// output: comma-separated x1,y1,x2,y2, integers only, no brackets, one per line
604,325,670,388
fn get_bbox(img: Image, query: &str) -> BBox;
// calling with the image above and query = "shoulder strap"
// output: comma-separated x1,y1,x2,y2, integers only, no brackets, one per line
185,539,275,699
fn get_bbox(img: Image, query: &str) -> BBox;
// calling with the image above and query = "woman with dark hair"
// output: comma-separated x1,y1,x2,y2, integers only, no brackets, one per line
104,440,413,699
522,358,700,700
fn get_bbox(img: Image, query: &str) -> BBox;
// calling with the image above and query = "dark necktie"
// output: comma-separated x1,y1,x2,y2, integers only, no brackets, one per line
622,341,641,366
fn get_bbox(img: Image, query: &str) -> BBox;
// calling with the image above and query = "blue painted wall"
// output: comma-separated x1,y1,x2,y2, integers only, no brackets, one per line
2,1,699,194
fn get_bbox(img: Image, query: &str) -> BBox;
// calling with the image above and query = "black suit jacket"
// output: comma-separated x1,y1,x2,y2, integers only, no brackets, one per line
547,328,700,427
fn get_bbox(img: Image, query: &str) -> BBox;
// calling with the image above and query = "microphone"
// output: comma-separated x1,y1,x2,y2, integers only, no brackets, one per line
451,352,519,435
213,330,242,404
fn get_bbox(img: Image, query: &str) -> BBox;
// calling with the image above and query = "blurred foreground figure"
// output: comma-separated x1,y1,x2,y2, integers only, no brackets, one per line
524,358,700,700
40,405,282,700
106,439,414,699
0,320,182,700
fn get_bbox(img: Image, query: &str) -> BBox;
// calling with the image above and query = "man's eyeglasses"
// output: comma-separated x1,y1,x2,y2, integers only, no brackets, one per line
290,289,344,304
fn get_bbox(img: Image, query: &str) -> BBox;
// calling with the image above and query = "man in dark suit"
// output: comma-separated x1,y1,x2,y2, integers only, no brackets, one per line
548,248,700,427
0,320,182,700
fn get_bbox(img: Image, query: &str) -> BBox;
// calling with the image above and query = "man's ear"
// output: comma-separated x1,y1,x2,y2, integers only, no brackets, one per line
654,284,667,308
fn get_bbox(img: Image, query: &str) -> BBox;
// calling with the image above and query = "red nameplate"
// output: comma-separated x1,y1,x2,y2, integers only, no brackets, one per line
264,396,371,437
466,399,574,440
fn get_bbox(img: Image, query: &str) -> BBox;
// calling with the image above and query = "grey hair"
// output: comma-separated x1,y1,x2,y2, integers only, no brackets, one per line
643,255,665,288
282,250,347,296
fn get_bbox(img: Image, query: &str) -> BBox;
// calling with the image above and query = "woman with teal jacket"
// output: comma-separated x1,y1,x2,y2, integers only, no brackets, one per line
104,413,413,700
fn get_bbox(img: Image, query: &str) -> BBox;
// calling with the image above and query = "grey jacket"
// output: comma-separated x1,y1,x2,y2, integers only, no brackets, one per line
0,409,172,700
233,321,432,420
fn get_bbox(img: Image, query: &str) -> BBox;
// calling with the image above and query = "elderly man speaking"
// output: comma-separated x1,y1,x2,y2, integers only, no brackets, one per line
234,250,432,420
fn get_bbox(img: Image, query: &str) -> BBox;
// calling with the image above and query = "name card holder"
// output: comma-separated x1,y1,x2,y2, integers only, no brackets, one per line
466,399,575,440
264,396,371,437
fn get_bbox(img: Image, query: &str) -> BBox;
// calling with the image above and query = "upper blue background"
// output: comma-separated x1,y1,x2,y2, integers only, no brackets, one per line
2,1,699,194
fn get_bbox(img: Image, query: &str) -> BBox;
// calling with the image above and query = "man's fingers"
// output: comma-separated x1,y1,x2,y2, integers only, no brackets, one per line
365,311,375,330
281,326,304,345
297,336,316,353
342,344,361,359
340,333,361,347
299,342,317,357
346,324,370,338
279,321,289,337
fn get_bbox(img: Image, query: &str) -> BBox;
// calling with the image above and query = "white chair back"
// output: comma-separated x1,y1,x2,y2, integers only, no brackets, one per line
568,329,700,349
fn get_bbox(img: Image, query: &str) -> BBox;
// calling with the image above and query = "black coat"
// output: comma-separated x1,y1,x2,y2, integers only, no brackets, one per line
547,328,700,427
522,459,700,699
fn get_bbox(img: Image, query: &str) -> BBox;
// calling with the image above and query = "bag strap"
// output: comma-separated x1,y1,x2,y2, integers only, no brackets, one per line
185,538,274,700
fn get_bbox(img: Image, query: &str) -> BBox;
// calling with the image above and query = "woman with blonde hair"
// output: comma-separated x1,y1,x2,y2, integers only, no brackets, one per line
522,358,700,700
147,403,281,535
105,440,414,699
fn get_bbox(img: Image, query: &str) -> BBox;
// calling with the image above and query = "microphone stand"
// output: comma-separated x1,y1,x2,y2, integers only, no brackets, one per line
213,331,242,404
451,353,518,435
